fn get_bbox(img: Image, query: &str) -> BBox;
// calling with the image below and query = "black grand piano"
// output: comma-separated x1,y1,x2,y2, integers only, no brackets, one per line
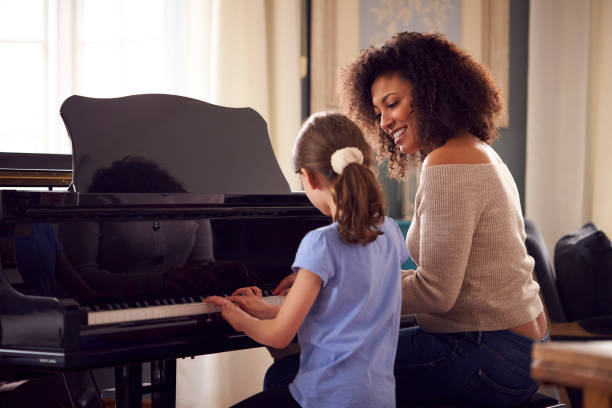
0,95,331,407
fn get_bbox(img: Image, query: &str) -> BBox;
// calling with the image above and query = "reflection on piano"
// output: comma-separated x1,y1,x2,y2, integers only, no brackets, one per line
0,94,331,408
0,191,329,407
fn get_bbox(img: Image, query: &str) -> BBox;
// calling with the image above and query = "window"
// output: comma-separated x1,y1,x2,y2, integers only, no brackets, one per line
0,0,49,153
0,0,186,155
75,0,173,97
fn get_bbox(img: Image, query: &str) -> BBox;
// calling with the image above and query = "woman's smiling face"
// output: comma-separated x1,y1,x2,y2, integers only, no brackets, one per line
371,73,419,155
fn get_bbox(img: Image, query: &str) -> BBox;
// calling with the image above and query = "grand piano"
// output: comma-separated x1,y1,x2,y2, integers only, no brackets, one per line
0,95,331,407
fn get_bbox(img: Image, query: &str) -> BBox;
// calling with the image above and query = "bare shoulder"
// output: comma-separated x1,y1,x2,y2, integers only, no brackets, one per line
423,134,497,169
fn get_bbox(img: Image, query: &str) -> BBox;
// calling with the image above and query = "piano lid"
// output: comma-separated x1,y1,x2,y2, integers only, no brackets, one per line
60,94,290,194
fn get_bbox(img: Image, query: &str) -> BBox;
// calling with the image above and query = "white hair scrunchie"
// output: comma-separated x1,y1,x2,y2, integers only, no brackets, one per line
330,147,364,175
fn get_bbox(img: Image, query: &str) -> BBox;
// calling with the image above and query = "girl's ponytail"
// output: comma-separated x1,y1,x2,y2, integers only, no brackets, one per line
334,162,385,245
293,112,386,245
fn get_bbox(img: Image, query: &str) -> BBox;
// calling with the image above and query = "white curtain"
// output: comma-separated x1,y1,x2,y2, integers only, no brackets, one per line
585,0,612,239
526,0,612,253
183,0,303,191
175,1,302,407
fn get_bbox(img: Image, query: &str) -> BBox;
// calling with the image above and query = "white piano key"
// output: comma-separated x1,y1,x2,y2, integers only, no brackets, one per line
87,295,285,326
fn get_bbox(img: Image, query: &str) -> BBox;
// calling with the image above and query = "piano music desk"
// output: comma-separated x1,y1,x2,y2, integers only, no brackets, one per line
531,340,612,408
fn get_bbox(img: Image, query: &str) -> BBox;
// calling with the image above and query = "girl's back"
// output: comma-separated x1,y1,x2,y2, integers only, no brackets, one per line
290,216,408,407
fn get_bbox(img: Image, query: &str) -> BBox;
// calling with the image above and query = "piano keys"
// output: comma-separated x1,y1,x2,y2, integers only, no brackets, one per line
85,293,285,326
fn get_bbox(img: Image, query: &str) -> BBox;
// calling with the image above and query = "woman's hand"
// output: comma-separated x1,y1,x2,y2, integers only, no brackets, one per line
203,296,253,332
273,272,297,295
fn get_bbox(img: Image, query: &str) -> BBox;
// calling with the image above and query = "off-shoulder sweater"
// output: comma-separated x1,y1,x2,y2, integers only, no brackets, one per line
402,161,543,333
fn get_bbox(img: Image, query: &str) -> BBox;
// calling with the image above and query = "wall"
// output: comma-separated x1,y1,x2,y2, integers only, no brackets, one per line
460,0,528,211
587,0,612,235
492,0,529,212
177,348,273,408
526,0,612,252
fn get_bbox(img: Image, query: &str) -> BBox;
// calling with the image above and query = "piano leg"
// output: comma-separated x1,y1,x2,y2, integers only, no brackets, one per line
115,364,143,408
151,360,176,408
62,370,105,408
61,374,77,408
112,360,177,408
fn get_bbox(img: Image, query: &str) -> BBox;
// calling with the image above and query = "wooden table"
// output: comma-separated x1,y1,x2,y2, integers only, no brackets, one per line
531,341,612,408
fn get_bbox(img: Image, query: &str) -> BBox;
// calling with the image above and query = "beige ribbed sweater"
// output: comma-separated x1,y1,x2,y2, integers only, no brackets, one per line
403,162,543,333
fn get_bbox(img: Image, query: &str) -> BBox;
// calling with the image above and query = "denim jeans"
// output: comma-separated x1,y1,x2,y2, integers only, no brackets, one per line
395,326,549,407
263,353,300,390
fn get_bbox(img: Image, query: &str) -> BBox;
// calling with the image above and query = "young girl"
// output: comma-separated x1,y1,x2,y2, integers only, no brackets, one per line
205,112,409,407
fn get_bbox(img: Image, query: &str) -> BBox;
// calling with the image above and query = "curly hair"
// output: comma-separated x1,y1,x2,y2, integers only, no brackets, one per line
338,31,502,179
88,156,186,193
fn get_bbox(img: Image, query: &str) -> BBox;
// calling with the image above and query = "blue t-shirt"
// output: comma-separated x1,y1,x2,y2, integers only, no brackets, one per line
289,217,409,408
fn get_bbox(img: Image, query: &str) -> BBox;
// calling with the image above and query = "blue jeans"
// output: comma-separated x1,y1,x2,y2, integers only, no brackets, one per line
395,326,548,407
263,353,300,390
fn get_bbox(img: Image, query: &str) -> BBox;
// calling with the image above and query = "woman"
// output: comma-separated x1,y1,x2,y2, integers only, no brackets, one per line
338,31,547,407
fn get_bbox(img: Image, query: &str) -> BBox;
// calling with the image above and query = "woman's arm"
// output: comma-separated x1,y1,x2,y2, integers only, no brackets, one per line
58,221,164,296
273,272,297,295
56,252,100,300
206,268,322,349
401,164,483,314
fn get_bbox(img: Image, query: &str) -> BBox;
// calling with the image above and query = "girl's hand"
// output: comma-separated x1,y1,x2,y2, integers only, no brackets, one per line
273,272,297,295
225,295,279,319
232,286,263,298
203,296,252,332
